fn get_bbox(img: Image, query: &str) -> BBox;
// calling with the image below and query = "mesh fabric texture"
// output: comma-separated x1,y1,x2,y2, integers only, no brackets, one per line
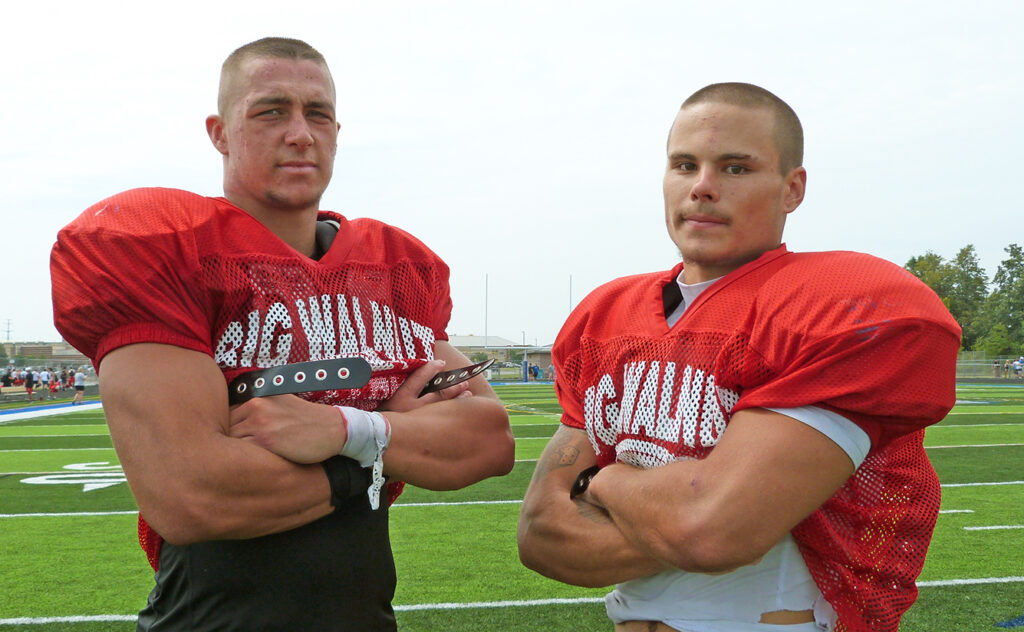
553,246,961,632
52,188,451,571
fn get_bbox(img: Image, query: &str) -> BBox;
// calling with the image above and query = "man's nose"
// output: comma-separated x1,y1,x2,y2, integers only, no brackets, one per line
285,113,315,147
690,168,719,202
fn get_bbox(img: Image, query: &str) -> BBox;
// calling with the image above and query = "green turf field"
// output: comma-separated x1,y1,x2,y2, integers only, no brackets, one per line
1,383,1021,631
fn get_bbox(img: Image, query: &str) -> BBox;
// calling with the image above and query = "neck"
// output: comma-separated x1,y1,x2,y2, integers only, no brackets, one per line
228,196,320,257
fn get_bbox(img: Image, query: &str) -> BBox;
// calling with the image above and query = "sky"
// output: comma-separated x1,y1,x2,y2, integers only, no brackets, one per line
2,0,1021,348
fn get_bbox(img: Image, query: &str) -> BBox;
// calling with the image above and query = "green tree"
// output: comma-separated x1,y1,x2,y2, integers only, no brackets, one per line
976,322,1017,357
974,244,1024,354
946,245,990,349
905,251,952,298
905,246,993,350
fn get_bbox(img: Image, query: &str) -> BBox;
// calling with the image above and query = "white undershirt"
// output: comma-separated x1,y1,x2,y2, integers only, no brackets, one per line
606,273,872,631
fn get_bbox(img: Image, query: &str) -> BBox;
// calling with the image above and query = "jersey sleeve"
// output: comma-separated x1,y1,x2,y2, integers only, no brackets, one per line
733,253,961,445
428,259,452,343
50,188,215,367
551,305,589,430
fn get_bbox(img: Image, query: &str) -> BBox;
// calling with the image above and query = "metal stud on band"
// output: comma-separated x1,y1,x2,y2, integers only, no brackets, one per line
418,358,495,397
227,358,373,405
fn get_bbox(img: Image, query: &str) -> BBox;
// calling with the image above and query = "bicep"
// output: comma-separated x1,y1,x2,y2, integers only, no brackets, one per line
99,344,229,500
699,407,856,550
99,343,333,542
100,343,227,462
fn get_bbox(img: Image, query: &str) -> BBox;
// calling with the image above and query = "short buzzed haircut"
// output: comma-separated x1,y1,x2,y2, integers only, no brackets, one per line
217,37,334,116
681,82,803,174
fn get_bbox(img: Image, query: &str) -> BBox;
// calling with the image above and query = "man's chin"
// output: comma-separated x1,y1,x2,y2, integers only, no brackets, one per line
265,191,325,212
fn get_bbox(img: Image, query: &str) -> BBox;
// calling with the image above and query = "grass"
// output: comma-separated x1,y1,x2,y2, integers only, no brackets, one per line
0,383,1021,630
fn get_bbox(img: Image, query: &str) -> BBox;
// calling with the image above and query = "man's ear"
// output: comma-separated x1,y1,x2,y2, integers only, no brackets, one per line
782,166,807,214
206,115,228,155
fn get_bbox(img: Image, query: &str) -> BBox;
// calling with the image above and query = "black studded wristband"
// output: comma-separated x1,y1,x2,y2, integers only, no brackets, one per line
569,465,601,500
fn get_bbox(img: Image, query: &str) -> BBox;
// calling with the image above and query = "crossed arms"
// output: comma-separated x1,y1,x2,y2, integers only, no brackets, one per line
100,341,514,545
517,409,855,586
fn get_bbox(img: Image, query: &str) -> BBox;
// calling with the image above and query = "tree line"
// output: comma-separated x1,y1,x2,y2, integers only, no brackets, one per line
905,244,1024,356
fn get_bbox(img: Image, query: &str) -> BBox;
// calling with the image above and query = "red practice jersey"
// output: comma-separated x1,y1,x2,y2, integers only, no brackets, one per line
51,187,452,570
553,245,961,632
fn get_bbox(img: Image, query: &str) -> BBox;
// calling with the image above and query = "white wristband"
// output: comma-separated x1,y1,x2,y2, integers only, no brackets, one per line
335,406,392,510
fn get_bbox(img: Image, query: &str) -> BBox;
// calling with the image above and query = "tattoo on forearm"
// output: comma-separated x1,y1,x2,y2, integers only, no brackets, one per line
556,446,580,466
530,429,590,483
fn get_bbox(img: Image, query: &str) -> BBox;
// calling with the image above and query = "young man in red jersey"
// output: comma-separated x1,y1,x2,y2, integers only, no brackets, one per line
518,83,960,632
51,38,513,631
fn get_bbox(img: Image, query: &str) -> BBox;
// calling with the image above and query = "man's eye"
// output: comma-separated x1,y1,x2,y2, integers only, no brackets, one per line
675,162,697,172
725,165,748,175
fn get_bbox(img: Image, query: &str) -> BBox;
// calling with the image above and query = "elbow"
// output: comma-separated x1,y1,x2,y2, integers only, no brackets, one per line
432,430,514,490
516,514,561,584
137,488,240,546
492,426,516,476
466,400,516,481
516,515,608,588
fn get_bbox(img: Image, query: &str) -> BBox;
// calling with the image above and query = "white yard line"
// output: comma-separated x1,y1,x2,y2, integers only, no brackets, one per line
4,579,1023,625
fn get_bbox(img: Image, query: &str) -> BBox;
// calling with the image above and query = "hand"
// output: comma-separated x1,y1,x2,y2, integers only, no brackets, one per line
377,360,472,412
229,394,346,464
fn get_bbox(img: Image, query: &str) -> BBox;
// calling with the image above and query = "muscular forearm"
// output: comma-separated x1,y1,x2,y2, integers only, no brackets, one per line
132,436,335,545
382,396,514,489
584,408,857,574
518,492,668,587
584,461,735,572
517,426,667,586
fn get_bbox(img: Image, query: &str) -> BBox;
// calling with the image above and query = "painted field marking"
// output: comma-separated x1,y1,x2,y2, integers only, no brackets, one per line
997,614,1024,628
393,499,522,508
0,616,137,625
1,434,111,439
963,525,1024,531
917,576,1024,587
939,509,974,514
926,443,1024,449
942,481,1024,488
0,447,114,453
0,511,137,518
0,403,103,424
4,580,1024,625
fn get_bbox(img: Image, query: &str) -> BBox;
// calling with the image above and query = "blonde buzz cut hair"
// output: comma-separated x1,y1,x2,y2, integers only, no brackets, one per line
217,37,334,116
681,82,804,174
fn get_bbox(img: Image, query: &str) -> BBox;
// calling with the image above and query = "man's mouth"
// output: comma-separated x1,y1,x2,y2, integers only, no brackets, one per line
278,161,317,173
681,213,728,228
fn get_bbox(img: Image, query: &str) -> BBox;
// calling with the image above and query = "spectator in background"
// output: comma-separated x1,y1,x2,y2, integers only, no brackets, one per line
72,368,86,405
24,369,35,401
39,368,51,400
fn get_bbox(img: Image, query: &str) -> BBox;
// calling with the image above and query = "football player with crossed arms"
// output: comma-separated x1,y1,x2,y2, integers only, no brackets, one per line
51,37,514,631
517,83,960,632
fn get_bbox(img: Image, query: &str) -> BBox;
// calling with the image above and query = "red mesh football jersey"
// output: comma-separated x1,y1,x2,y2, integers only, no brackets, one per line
553,245,961,632
51,187,452,570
